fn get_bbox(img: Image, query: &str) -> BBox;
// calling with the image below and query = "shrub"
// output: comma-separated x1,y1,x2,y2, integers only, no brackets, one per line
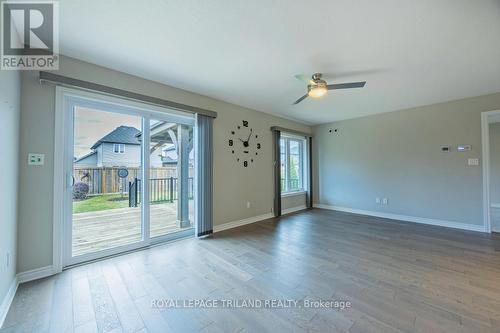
73,182,89,200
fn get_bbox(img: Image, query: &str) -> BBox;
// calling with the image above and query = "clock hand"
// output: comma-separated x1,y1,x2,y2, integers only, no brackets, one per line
238,137,249,147
247,128,253,142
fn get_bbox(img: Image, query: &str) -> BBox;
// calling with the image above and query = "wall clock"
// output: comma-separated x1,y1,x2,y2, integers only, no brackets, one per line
228,120,262,167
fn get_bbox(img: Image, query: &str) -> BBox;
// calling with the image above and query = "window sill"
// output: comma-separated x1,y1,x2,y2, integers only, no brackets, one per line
281,190,306,198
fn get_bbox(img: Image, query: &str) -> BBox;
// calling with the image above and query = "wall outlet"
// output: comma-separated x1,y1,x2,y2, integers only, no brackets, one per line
375,197,381,204
28,153,45,166
246,201,251,209
468,158,479,166
382,198,388,205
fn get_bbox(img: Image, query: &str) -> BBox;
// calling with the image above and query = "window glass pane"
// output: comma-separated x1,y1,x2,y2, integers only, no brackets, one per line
72,108,142,256
289,140,301,191
149,121,194,238
280,138,286,191
113,144,124,153
279,136,305,194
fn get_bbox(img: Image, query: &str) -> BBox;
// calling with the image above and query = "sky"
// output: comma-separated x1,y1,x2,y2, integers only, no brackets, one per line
74,106,141,158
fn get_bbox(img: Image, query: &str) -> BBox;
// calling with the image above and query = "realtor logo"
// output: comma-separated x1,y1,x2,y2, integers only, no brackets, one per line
1,0,59,70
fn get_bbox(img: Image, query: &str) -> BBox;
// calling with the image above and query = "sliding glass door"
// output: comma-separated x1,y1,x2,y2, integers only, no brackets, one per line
147,119,194,238
63,89,195,267
72,108,143,257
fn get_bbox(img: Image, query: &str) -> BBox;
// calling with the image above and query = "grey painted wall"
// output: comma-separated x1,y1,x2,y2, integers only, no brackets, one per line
313,93,500,226
17,56,310,273
0,70,20,302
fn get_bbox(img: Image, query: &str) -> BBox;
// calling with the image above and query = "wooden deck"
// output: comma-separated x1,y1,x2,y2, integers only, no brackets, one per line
72,202,194,256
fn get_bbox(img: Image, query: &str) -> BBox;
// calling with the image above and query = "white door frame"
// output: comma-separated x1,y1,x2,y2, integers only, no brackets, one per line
481,110,500,234
53,86,195,271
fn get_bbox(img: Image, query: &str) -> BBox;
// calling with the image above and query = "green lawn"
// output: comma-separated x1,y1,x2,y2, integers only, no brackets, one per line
73,194,130,214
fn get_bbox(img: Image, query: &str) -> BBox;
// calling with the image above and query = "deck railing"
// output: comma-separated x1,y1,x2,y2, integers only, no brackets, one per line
129,177,194,207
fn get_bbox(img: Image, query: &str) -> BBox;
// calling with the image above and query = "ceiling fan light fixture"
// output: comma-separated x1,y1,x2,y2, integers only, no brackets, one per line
293,72,366,105
308,85,328,98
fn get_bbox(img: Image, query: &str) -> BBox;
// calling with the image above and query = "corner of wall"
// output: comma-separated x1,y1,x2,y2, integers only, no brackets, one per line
0,69,21,328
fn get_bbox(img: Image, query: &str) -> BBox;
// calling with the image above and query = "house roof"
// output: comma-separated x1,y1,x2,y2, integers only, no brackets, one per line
161,156,177,164
91,126,141,150
74,151,97,163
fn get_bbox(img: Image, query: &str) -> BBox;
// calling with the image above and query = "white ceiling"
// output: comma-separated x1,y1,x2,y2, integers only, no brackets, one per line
58,0,500,125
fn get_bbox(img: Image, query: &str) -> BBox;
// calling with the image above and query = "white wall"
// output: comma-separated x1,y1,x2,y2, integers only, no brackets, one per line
17,56,311,273
313,93,500,227
282,193,306,211
0,70,20,305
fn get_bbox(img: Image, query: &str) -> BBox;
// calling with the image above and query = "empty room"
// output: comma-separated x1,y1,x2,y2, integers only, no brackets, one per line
1,1,500,332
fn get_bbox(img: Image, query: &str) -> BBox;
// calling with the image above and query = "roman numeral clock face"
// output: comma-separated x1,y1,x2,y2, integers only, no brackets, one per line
228,120,262,167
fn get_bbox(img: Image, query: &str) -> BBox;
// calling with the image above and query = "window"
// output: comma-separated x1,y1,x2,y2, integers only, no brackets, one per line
280,136,305,193
113,143,125,153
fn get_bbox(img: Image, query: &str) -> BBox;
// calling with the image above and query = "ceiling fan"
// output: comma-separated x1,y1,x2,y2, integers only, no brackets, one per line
293,73,366,105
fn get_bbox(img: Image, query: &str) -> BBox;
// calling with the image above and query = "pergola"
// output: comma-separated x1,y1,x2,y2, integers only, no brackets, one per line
138,122,193,228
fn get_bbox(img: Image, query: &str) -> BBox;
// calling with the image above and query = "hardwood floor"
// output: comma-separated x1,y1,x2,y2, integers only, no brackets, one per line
2,208,500,332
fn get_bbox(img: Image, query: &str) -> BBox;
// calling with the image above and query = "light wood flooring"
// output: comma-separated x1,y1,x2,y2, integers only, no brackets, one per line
2,208,500,332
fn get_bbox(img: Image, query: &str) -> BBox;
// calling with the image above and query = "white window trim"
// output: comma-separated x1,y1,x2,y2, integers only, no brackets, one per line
280,135,307,195
113,143,125,153
281,190,307,198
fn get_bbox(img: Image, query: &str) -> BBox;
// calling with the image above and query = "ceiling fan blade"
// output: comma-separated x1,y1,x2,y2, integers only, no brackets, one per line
294,74,313,85
293,94,308,105
327,81,366,90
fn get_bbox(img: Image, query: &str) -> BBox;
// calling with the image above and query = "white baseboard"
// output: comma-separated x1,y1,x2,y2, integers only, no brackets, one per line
16,265,56,284
282,205,307,215
1,267,57,327
0,277,18,328
213,206,309,233
214,213,274,233
314,204,486,233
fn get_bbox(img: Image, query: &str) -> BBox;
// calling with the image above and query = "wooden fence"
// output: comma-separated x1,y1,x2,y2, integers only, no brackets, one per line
74,167,191,195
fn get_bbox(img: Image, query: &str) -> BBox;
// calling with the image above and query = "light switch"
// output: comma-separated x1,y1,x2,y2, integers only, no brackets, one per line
458,145,471,152
28,153,44,166
468,158,479,166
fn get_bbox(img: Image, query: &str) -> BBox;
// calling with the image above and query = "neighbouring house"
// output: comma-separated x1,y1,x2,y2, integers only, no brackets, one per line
160,146,178,165
74,126,168,168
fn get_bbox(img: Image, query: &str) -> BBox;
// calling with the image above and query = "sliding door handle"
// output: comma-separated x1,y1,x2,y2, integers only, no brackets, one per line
67,174,75,188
